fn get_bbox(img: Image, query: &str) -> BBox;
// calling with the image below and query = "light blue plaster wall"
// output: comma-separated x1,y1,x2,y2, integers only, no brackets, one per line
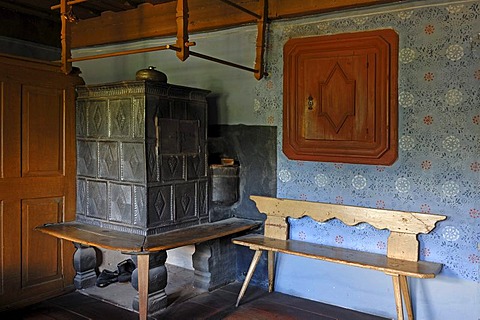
263,1,480,319
73,0,480,318
73,27,261,125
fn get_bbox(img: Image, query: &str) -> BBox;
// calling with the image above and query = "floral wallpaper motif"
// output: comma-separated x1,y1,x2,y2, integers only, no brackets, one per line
254,1,479,281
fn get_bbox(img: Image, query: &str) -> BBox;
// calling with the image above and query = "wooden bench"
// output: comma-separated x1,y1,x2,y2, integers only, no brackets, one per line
36,217,260,320
233,196,446,320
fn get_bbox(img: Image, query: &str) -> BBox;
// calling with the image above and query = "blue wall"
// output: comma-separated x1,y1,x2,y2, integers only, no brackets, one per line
261,1,479,319
74,0,479,318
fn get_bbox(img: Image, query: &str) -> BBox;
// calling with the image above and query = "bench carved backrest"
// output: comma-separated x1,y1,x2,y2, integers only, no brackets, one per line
251,196,446,261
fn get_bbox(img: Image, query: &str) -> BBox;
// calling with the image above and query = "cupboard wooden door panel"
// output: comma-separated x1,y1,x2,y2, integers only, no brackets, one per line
300,54,373,143
21,197,63,289
22,86,65,177
0,55,82,309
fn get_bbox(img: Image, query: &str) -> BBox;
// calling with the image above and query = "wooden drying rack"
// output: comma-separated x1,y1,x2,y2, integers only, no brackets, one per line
52,0,268,79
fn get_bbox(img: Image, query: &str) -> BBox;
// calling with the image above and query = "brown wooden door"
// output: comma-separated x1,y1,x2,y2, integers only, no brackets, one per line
0,55,83,309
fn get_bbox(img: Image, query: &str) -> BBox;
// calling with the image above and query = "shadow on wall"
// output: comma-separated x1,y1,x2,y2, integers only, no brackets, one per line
207,124,277,222
206,124,276,287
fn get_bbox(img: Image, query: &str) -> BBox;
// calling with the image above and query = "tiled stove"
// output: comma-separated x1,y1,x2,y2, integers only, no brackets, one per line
75,80,210,235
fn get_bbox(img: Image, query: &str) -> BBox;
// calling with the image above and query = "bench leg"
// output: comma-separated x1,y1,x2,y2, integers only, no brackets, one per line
268,250,275,292
400,275,414,320
391,274,414,320
236,250,263,307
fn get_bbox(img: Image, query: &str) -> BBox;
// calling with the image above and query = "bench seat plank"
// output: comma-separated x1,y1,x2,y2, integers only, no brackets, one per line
37,218,260,253
233,234,442,278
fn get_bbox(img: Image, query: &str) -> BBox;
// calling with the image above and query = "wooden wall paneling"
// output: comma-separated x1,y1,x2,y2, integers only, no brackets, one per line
0,201,4,296
0,80,21,179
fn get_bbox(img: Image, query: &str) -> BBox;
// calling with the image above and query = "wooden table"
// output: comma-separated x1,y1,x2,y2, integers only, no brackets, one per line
36,218,260,320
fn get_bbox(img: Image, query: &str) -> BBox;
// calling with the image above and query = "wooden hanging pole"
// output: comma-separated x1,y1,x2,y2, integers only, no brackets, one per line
52,0,267,79
168,45,258,73
68,45,171,62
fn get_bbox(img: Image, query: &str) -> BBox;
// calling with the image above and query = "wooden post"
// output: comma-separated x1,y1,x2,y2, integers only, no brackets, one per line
264,216,288,240
60,0,72,74
387,232,419,261
175,0,190,61
254,0,267,80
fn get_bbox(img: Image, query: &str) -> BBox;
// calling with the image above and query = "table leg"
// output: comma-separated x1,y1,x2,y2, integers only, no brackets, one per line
137,254,149,320
72,242,97,289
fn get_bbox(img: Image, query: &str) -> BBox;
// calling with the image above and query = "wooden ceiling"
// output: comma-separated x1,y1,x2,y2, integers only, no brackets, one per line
0,0,171,20
0,0,402,48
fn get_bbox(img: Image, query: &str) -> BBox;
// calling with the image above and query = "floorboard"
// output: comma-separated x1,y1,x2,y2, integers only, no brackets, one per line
1,266,389,320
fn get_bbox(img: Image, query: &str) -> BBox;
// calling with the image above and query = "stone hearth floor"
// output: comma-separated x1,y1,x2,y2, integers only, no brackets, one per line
80,263,199,311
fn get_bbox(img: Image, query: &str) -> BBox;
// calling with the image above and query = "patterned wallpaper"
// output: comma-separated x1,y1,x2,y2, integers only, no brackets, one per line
254,1,479,281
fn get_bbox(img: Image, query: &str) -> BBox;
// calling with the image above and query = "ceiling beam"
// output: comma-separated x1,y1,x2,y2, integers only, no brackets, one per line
0,0,58,21
71,0,402,48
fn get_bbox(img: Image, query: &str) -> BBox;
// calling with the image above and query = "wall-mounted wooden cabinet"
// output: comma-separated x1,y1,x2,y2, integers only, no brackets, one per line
0,54,83,309
283,29,398,165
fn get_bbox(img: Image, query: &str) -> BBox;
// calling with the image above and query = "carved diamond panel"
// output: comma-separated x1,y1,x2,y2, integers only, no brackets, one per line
110,98,132,138
319,63,356,133
77,140,97,177
109,183,132,224
147,186,173,225
121,142,145,183
160,155,184,181
86,181,107,219
187,154,203,179
99,142,119,179
87,100,108,137
175,183,196,221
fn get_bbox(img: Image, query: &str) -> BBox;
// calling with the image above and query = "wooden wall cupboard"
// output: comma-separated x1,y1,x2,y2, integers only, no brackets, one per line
283,30,398,165
0,54,83,309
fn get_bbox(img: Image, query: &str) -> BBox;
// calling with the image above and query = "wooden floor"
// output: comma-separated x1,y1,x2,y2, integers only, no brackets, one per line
1,282,388,320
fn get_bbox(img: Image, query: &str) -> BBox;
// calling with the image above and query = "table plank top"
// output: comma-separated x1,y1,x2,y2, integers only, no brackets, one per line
36,218,260,253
